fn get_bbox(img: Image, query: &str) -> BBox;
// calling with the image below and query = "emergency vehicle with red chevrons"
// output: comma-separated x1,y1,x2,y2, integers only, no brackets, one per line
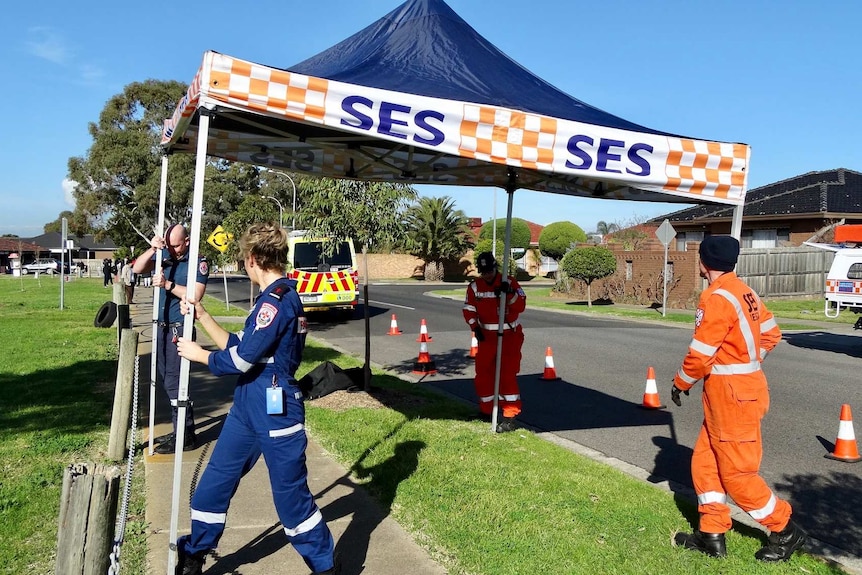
287,231,359,316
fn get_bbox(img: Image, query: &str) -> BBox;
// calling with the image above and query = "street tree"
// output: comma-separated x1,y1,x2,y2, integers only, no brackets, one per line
300,178,417,254
404,196,473,281
66,80,248,254
561,246,617,307
479,218,532,253
538,221,588,261
473,238,517,276
43,211,93,236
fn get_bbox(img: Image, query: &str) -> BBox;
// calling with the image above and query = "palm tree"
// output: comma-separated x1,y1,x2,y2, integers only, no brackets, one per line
404,196,473,281
596,220,620,236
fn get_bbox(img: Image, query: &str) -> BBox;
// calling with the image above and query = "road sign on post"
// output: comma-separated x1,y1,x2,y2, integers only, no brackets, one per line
654,219,677,317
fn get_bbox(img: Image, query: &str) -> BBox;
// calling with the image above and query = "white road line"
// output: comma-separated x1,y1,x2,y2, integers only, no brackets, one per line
369,299,415,310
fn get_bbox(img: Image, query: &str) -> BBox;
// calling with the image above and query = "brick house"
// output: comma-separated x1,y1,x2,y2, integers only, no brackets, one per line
650,168,862,250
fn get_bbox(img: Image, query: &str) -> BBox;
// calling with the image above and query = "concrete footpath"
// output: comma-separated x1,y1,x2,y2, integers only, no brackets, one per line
130,290,448,575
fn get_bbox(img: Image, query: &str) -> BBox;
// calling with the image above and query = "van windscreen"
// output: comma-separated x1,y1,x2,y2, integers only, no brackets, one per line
293,241,353,271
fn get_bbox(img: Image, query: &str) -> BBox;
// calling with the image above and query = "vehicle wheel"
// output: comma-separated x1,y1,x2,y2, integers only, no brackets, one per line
94,301,118,328
20,268,28,275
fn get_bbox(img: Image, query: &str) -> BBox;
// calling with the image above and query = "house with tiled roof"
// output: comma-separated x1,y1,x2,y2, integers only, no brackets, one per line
649,168,862,250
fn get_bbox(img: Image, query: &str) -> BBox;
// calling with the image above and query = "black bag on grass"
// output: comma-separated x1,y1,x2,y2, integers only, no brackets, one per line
298,361,363,399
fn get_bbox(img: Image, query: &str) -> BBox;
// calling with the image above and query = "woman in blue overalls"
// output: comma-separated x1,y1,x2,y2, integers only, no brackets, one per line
175,222,338,575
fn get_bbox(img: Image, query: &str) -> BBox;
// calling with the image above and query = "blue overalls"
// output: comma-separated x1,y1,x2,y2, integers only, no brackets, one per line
156,251,209,436
177,280,335,572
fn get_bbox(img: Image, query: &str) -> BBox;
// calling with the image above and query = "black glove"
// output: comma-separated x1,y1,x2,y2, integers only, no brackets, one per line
494,281,512,296
473,329,485,342
670,385,689,407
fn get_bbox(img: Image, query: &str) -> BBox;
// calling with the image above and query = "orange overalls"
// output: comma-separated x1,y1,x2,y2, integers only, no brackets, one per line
674,272,791,535
463,273,526,418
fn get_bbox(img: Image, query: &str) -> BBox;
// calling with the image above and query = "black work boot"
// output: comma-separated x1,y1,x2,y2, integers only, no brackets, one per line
155,431,197,454
496,416,518,433
674,530,727,558
755,520,807,562
175,548,206,575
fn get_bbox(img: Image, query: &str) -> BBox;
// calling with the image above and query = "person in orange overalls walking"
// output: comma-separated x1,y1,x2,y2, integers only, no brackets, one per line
463,252,526,433
672,236,807,562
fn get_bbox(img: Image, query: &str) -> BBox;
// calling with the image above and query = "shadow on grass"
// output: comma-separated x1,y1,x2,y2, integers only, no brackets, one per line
0,359,117,434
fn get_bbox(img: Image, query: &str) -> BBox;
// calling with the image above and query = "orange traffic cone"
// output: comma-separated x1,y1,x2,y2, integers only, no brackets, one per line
412,341,437,375
825,404,861,463
387,314,402,336
540,347,560,380
639,366,666,409
469,333,479,358
416,318,433,342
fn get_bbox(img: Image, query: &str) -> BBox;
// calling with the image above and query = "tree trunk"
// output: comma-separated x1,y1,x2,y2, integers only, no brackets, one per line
424,260,444,281
587,282,592,307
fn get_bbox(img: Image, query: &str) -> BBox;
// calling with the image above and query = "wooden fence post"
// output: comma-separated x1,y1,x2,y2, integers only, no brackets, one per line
55,462,121,575
107,328,138,461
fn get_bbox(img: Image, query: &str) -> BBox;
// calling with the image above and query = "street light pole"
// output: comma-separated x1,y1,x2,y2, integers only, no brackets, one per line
262,195,284,228
266,169,297,229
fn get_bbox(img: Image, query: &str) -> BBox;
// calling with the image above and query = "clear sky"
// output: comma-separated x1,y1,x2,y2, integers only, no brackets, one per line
1,0,859,238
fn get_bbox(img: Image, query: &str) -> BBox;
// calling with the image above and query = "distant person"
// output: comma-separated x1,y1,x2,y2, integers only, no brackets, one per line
174,222,339,575
121,259,135,304
672,236,807,562
133,224,209,454
462,252,526,432
102,258,113,287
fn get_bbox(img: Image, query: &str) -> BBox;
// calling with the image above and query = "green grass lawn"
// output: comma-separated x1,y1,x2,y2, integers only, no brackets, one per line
0,274,850,575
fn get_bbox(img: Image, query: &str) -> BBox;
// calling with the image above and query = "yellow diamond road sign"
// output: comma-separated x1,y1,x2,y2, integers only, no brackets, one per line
207,225,233,253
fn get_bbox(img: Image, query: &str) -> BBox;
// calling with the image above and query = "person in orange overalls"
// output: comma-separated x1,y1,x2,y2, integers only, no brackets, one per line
672,235,807,562
463,252,526,433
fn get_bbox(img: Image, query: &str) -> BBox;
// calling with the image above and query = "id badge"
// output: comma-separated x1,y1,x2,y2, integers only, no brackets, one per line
266,386,284,415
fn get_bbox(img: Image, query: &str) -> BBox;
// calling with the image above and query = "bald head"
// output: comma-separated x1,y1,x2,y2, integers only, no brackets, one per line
167,224,190,258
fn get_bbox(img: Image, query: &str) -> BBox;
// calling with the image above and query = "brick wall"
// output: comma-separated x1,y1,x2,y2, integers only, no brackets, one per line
562,242,703,309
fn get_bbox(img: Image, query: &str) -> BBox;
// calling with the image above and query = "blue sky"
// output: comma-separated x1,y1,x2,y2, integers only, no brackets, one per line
1,0,859,238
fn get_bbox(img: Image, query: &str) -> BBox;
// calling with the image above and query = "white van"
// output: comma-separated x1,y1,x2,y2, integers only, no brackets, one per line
287,231,359,315
805,225,862,324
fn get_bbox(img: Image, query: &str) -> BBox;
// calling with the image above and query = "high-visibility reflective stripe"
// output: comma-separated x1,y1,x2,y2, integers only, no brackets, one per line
748,493,777,520
466,318,477,327
479,394,495,404
229,347,253,372
714,288,759,363
478,319,521,330
501,393,520,401
759,348,769,361
690,338,718,357
677,368,698,385
761,317,778,332
191,509,227,525
283,508,323,537
711,362,761,375
269,423,304,438
463,304,477,312
697,491,727,505
508,293,519,305
476,290,496,298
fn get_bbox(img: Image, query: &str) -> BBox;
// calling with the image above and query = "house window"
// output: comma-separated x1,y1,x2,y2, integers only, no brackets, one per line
777,228,790,244
676,231,703,251
625,260,633,280
752,229,777,248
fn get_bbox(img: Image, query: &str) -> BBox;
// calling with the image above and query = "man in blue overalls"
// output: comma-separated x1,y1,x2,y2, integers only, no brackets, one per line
133,224,209,453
